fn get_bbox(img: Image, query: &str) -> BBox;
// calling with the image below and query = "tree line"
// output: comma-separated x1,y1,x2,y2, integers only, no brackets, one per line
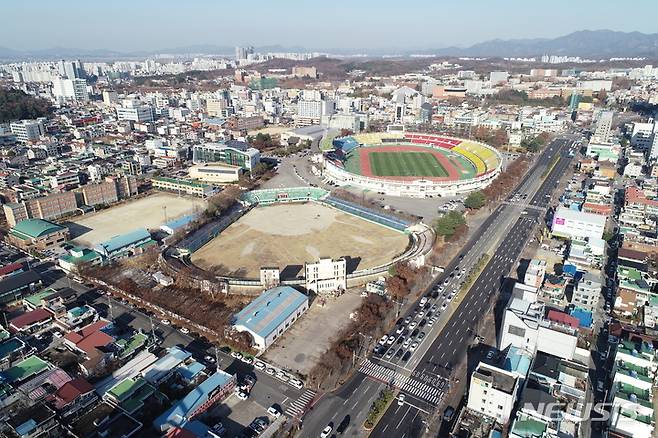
0,88,52,123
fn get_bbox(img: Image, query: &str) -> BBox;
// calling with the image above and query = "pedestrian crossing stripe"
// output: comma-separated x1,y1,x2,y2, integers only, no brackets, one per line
285,389,316,418
358,360,445,405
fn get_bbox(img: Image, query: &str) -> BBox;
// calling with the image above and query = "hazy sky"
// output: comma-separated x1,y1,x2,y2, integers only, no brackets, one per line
3,0,657,52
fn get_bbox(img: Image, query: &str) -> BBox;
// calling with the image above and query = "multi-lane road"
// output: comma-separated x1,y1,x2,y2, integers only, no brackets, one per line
300,135,578,438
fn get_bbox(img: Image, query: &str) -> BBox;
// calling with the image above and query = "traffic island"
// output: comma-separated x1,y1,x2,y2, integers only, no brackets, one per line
363,388,395,430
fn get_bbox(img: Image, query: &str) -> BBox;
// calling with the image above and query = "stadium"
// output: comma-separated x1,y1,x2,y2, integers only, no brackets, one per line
171,187,434,288
322,132,503,198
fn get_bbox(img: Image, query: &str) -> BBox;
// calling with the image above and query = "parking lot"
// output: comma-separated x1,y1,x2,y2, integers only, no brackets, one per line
263,290,365,376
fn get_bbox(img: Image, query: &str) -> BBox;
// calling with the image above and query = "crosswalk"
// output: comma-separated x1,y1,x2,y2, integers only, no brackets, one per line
285,389,316,418
359,360,445,405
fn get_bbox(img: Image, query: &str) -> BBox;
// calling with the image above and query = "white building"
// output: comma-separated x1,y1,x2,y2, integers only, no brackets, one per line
524,259,547,288
499,284,578,360
10,120,46,143
467,362,519,424
630,121,656,151
116,100,154,123
305,258,347,295
571,270,602,311
551,206,606,241
591,110,614,143
52,77,89,103
231,286,308,351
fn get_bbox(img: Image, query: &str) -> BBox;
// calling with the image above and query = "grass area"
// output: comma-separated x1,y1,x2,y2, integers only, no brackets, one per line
320,132,339,151
364,388,395,429
369,151,448,177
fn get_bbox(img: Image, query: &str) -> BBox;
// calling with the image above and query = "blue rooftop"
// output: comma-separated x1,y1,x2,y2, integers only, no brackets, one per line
503,346,531,377
161,215,196,233
177,361,206,381
153,370,234,431
232,286,308,339
95,228,152,255
570,307,593,328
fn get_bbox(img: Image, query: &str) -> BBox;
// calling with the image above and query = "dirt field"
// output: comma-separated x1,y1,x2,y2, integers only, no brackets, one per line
67,193,206,246
191,202,409,278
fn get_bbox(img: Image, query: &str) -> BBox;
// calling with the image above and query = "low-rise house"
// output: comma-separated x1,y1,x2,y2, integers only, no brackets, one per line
50,378,98,420
0,270,42,305
5,404,58,438
9,308,54,334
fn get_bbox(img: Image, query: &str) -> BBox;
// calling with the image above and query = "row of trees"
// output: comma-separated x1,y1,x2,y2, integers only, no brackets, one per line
521,132,552,152
205,185,242,217
472,126,509,149
0,88,52,123
488,89,566,108
481,155,531,203
308,295,394,390
464,191,486,209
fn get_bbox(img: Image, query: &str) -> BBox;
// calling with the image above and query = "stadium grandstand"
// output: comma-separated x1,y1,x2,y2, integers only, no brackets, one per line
324,197,410,232
242,187,328,205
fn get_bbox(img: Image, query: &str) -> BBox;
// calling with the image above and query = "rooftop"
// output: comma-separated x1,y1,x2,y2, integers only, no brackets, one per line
95,228,152,254
232,286,308,339
153,370,235,430
1,355,50,383
10,218,66,239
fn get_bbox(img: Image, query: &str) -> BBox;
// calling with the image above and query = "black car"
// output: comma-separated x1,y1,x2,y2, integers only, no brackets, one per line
419,319,427,327
411,329,419,337
337,415,351,434
395,349,404,358
397,336,404,344
402,351,412,361
431,291,439,298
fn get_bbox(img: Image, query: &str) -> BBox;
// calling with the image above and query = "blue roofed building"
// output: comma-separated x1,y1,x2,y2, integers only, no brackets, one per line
94,228,155,260
160,214,196,235
231,286,308,351
141,346,192,385
153,370,236,432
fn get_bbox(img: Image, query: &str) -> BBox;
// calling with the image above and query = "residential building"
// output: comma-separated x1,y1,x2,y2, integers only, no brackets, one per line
572,271,602,311
52,77,89,103
231,286,308,351
153,370,236,432
466,362,519,424
3,191,78,227
0,270,42,304
524,259,547,288
608,339,656,438
10,119,45,143
591,110,614,143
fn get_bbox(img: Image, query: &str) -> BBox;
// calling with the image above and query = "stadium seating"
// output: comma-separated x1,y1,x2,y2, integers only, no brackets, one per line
323,197,410,232
404,133,461,149
454,142,501,175
353,132,404,145
333,136,360,152
242,187,328,204
453,145,487,175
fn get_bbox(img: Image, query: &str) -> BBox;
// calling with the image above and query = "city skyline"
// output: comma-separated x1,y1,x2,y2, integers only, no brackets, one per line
3,0,658,52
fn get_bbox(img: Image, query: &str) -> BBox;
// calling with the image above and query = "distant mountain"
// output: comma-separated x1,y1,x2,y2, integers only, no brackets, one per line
432,30,658,58
2,30,658,61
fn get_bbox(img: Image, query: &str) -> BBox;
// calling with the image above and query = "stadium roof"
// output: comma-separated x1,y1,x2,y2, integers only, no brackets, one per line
232,286,308,339
153,370,234,430
10,219,66,240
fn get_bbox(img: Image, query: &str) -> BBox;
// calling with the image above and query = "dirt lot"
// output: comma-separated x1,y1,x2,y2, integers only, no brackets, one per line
67,192,206,246
191,202,410,278
264,290,365,376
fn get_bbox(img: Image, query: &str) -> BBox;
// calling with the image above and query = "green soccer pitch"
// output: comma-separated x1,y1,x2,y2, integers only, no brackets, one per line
368,151,449,177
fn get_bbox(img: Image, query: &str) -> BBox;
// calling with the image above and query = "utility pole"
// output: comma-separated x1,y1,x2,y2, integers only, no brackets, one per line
149,314,156,343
